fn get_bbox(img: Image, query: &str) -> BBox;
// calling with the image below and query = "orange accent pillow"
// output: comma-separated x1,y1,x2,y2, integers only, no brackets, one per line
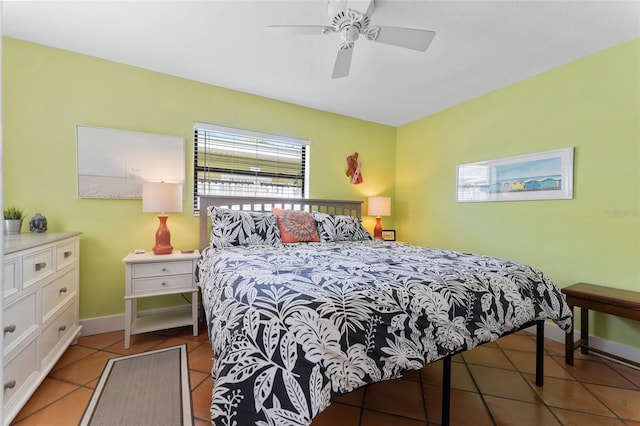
272,207,320,243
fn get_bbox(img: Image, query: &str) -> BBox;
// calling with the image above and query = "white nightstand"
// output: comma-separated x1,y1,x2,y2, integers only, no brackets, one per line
122,250,200,349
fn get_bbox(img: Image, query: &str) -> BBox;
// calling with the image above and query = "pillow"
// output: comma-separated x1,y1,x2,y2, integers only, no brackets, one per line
208,206,282,248
272,207,320,243
314,212,373,242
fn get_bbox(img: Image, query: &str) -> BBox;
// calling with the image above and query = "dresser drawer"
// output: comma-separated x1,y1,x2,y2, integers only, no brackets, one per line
41,268,76,322
4,293,38,355
3,340,38,406
22,247,54,288
132,260,193,278
132,274,193,294
3,256,20,299
56,240,78,271
39,302,76,364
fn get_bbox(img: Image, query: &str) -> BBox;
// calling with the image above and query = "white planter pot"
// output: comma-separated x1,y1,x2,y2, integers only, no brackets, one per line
4,219,24,235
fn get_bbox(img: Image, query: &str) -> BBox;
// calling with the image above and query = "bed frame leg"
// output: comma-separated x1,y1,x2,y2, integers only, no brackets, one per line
442,355,451,426
536,320,544,387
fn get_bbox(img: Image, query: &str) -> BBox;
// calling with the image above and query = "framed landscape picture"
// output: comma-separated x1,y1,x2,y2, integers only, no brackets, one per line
456,147,574,203
76,125,184,199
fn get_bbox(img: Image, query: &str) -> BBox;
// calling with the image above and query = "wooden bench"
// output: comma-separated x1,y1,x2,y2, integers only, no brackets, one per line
562,282,640,368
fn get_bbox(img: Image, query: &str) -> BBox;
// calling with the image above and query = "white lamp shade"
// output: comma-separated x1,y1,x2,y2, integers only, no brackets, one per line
368,196,391,217
142,182,183,213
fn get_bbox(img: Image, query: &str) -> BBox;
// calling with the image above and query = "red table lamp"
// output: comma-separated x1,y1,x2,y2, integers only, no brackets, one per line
368,196,391,240
142,181,183,255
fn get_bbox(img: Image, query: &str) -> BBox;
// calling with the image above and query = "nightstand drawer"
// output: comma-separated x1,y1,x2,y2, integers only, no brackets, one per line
132,261,193,278
132,274,193,294
22,247,55,288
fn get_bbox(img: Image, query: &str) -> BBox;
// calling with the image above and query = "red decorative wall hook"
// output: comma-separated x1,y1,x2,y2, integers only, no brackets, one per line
346,152,363,184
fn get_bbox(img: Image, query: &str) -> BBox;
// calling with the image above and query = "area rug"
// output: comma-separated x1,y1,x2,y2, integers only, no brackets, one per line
80,345,193,426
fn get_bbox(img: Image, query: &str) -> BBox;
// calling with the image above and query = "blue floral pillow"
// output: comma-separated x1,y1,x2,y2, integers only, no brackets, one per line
208,206,282,248
313,213,373,242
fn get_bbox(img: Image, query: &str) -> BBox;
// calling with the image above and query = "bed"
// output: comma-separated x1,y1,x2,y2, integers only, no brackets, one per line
196,196,572,426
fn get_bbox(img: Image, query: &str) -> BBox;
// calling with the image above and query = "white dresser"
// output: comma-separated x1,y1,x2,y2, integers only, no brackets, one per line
3,232,82,425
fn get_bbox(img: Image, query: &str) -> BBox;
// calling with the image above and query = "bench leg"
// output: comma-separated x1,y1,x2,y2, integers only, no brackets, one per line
580,307,589,355
565,303,575,365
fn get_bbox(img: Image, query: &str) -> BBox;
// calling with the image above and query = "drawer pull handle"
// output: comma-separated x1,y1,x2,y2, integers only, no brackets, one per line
58,325,67,332
4,380,16,390
64,251,73,258
161,282,167,286
4,324,16,334
161,268,168,272
59,287,68,295
35,262,47,271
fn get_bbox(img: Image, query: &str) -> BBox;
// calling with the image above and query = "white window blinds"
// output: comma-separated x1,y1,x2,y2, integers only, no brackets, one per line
193,122,309,213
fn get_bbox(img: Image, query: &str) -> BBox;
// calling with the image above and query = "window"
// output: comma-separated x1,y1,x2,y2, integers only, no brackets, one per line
193,122,309,213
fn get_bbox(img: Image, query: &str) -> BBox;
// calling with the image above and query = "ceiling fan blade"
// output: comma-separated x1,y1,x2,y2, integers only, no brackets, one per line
332,46,353,79
266,25,329,36
373,26,435,51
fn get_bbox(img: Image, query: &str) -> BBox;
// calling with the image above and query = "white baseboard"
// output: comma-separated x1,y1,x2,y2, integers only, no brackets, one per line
524,322,640,367
79,305,191,336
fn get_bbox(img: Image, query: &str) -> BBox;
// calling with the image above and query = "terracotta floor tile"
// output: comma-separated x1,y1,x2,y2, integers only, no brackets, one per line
420,360,477,391
12,388,92,426
422,385,493,426
311,403,361,426
188,343,214,373
467,364,540,403
524,374,615,416
364,378,426,420
550,407,627,425
605,361,640,389
334,387,365,407
151,336,204,352
585,383,640,421
561,358,637,389
504,350,574,380
190,370,211,390
103,331,169,355
496,333,537,352
10,329,639,426
11,378,79,423
360,409,426,426
483,395,560,426
49,351,117,385
191,377,213,421
51,345,97,372
461,345,515,370
77,330,123,350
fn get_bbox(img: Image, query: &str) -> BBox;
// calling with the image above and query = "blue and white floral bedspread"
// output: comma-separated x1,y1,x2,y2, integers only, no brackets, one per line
197,241,572,426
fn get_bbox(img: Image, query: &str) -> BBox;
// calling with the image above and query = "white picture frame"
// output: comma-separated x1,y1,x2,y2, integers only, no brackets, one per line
76,125,185,199
456,147,574,202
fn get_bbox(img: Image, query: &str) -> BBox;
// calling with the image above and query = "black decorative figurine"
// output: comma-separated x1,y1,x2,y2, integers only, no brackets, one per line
29,213,48,233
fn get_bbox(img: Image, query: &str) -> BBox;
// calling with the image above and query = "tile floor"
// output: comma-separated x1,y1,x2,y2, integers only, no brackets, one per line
9,325,640,425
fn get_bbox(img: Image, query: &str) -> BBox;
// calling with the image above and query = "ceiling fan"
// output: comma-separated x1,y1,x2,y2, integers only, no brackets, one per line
267,0,436,79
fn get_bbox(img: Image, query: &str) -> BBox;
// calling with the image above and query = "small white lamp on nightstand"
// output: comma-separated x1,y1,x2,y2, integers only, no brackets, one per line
368,196,391,241
142,181,182,255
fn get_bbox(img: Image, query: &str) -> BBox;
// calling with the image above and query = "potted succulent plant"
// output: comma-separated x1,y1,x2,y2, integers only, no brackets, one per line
4,206,25,235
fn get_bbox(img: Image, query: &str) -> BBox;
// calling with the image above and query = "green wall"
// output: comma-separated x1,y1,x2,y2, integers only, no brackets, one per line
2,37,396,319
397,38,640,349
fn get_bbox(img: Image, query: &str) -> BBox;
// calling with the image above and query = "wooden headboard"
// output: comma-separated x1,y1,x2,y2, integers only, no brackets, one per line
199,195,363,251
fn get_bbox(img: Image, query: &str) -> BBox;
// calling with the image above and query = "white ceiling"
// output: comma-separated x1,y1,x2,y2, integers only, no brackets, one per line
2,1,640,126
